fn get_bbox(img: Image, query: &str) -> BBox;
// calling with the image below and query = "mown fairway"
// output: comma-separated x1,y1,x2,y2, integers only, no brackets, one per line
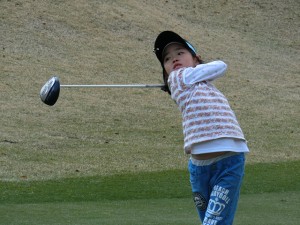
1,162,300,224
1,0,299,224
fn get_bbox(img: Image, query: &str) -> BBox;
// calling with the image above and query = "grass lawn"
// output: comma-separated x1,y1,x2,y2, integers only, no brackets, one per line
1,199,197,225
1,161,299,224
236,191,300,225
1,192,299,225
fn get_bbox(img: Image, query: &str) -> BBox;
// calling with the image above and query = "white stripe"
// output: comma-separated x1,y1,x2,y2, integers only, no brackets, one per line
183,118,242,130
184,103,233,113
188,96,229,105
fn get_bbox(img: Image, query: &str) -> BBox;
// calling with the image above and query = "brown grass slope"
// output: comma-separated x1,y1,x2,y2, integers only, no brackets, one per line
0,0,299,180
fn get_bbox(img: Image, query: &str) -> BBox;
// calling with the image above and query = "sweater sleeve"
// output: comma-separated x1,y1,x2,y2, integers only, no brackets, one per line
182,60,227,85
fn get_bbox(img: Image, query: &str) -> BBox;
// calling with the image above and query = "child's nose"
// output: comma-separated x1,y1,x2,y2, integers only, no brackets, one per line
173,57,178,62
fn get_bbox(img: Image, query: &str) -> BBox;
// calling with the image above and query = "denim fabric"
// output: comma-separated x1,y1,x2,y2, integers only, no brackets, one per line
188,153,245,225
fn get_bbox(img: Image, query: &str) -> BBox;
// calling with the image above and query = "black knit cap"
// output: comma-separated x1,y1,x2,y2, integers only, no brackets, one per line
154,31,197,64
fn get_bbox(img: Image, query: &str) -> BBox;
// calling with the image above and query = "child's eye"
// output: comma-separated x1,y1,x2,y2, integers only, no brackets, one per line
164,57,170,62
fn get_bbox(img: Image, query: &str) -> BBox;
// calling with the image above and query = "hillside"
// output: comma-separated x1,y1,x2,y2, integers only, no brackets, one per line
1,0,299,180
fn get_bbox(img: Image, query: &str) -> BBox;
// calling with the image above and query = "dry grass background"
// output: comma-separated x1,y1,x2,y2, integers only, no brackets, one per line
1,0,299,181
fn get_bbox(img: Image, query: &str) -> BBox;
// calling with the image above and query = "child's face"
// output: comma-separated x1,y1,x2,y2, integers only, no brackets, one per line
163,43,199,75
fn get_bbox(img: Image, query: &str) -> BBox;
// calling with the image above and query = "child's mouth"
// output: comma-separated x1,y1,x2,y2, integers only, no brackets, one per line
173,63,182,70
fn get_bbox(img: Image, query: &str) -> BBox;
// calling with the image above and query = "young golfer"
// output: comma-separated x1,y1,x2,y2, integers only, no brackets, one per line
154,31,249,225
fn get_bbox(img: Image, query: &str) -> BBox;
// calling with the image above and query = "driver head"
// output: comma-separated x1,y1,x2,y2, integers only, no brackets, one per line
40,76,60,106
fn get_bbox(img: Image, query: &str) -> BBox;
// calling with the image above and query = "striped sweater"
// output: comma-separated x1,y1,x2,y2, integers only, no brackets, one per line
168,61,246,154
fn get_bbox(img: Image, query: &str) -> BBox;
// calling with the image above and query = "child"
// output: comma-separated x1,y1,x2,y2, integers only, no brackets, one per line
154,31,249,225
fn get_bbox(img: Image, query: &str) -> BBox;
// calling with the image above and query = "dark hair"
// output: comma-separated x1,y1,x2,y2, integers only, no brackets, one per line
161,69,171,94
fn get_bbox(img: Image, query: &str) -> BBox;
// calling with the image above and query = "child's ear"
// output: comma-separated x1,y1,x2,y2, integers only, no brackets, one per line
195,55,204,64
196,55,202,62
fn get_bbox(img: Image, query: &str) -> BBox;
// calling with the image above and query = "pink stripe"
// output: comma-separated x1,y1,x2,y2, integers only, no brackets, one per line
184,118,239,128
183,112,235,122
185,105,231,114
185,124,242,137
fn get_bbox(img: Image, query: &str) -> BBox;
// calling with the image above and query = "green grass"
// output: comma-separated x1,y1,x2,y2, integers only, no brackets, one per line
1,193,299,225
1,162,299,224
0,169,190,204
0,199,199,225
242,161,300,194
2,161,299,204
236,192,300,225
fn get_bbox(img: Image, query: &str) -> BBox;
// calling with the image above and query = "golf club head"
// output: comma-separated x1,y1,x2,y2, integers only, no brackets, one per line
40,76,60,106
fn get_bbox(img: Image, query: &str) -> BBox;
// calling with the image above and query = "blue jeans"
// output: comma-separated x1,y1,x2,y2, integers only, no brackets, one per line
188,153,245,225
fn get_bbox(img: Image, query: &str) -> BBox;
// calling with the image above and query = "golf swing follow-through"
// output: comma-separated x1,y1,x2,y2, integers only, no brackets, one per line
39,30,249,225
40,76,164,106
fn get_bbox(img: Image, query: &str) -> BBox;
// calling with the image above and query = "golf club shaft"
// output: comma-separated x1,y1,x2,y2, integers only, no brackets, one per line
60,84,164,88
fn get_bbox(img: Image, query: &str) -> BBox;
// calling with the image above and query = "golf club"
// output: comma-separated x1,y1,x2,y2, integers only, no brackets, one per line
40,76,164,106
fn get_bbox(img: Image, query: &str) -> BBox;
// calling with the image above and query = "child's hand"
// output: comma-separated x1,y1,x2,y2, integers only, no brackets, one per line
161,84,171,95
